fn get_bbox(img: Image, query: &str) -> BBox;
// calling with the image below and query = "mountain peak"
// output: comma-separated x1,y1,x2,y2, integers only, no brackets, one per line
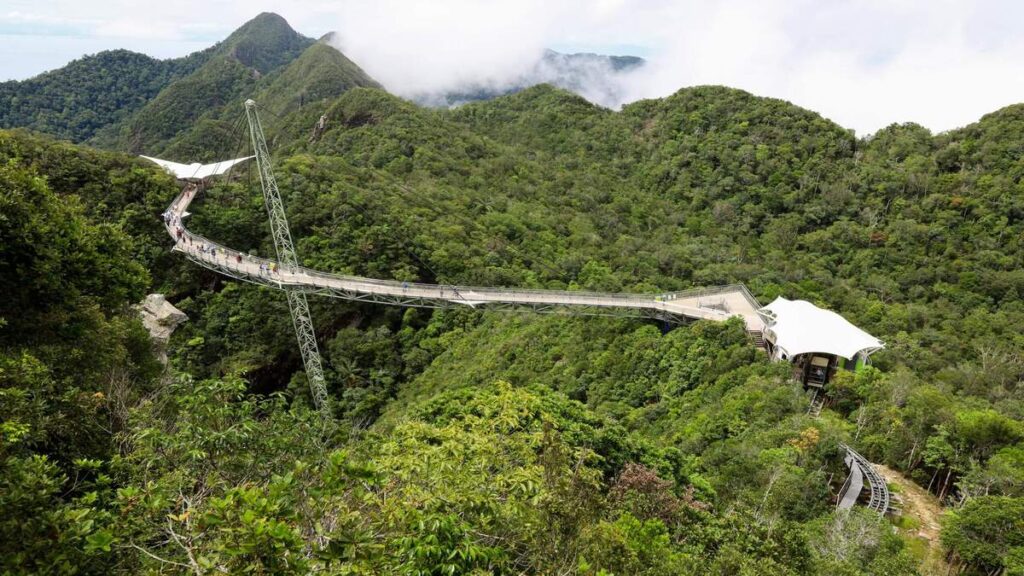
251,11,289,24
218,12,313,74
231,12,293,36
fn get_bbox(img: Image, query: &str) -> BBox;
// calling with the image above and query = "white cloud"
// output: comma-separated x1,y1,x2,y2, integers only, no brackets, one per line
327,0,554,95
4,0,1023,134
323,0,1024,134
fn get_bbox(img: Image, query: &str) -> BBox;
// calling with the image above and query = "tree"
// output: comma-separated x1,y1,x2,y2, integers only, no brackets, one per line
942,496,1024,574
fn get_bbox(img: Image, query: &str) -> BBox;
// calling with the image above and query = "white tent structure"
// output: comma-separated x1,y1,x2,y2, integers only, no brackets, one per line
142,156,253,181
758,297,884,362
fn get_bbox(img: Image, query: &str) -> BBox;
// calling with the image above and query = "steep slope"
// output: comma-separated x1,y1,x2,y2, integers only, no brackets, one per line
105,57,262,153
258,40,382,115
0,48,210,142
157,40,383,161
213,12,314,74
93,12,315,154
876,465,950,575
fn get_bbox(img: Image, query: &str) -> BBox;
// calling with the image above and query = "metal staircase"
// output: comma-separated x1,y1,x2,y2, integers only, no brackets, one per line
748,329,766,349
807,389,825,418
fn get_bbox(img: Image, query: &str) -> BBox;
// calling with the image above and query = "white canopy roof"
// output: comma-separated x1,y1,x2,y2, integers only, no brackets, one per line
760,297,883,360
141,156,253,181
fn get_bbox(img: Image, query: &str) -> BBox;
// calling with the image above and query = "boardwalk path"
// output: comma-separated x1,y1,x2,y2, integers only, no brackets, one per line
165,184,765,331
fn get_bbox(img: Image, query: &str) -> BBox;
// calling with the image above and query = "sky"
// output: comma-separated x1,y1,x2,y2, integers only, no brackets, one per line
3,0,1023,135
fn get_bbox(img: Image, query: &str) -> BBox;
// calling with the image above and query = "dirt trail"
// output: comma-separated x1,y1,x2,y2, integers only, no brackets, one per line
875,464,948,575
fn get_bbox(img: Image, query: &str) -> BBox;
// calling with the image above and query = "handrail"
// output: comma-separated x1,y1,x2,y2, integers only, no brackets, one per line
838,443,890,515
164,186,766,328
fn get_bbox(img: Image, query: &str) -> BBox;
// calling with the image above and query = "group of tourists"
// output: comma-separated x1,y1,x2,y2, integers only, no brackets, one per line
161,211,181,227
165,198,292,283
193,238,282,278
437,285,461,299
163,210,190,245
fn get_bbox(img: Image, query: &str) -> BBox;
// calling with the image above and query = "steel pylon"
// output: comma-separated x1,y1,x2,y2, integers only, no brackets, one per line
244,99,330,415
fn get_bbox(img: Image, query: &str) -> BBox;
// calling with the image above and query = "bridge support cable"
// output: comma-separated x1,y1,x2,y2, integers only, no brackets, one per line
244,99,329,415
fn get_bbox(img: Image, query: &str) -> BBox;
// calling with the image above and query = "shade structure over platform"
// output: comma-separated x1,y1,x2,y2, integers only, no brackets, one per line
141,156,253,181
759,297,884,360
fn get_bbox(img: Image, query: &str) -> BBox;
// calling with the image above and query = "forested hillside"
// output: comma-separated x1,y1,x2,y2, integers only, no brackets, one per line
0,48,211,142
1,12,1023,575
89,13,313,154
89,13,381,159
0,12,334,148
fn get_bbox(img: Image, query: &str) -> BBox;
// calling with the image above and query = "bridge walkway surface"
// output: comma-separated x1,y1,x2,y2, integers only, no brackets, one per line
165,184,765,331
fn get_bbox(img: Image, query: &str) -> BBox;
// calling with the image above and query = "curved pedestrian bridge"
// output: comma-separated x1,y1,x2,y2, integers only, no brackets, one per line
165,184,766,331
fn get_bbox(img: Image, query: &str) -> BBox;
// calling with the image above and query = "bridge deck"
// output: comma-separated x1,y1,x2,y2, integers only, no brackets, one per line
165,185,764,330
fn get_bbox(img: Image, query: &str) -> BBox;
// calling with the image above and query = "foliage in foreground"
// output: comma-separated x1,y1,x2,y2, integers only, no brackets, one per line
4,374,920,575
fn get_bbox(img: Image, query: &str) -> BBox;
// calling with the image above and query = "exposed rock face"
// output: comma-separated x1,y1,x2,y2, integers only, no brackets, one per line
137,294,187,364
310,113,328,142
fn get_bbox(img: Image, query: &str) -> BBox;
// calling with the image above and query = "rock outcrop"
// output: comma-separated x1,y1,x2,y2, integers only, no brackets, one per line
137,294,187,364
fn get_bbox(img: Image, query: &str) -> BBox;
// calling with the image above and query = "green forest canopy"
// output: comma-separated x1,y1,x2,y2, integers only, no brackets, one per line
1,16,1023,573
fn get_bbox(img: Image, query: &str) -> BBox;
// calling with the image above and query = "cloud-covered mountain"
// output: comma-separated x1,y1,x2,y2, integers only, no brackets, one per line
413,49,645,109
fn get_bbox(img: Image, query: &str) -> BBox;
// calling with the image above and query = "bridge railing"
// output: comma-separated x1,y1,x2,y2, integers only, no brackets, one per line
838,443,891,515
169,189,760,315
298,264,727,304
